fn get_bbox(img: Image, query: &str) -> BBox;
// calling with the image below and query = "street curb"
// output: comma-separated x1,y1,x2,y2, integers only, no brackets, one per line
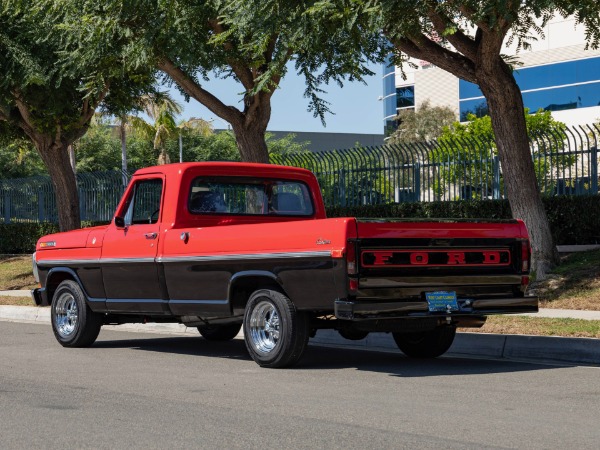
1,306,599,365
310,330,600,365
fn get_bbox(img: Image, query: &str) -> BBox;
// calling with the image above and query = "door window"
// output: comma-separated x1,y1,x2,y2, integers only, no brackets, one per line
124,178,163,225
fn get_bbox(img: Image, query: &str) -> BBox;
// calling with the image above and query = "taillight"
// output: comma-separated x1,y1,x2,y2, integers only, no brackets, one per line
346,240,357,275
521,240,531,273
346,240,358,294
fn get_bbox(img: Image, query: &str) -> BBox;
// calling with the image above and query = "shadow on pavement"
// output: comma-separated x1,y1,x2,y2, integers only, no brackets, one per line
92,334,564,377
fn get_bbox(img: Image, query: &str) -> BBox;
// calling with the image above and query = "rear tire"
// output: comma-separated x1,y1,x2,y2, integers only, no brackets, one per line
392,325,456,358
243,289,309,368
51,280,102,347
197,323,242,341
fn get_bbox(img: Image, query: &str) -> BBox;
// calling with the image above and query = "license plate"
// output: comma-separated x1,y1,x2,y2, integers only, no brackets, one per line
426,291,459,312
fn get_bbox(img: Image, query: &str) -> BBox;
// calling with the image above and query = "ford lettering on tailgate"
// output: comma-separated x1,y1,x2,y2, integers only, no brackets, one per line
361,249,511,268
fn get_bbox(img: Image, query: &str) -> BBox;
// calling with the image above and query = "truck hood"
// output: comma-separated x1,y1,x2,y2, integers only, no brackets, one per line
36,225,109,251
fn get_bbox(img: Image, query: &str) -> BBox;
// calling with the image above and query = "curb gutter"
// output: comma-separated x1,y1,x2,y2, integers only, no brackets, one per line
311,330,600,366
1,306,598,366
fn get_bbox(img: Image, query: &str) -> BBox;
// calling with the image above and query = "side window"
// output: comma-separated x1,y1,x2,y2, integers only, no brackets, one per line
269,182,313,215
189,180,267,215
124,178,163,225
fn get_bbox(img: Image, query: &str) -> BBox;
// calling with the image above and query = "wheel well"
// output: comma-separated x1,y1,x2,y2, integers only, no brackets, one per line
229,276,284,315
46,272,76,305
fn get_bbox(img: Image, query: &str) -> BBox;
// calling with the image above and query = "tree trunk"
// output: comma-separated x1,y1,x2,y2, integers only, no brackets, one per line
477,59,559,279
231,121,270,163
68,145,76,174
157,59,272,164
157,146,171,165
36,140,81,231
120,124,128,189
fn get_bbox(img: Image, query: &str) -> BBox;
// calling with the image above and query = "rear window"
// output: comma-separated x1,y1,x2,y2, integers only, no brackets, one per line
188,177,314,216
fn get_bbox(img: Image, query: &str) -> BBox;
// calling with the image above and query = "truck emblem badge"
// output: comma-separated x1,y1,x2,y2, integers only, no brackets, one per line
362,249,510,267
316,238,331,245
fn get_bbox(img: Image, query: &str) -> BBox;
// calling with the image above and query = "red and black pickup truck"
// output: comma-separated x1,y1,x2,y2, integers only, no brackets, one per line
32,162,537,367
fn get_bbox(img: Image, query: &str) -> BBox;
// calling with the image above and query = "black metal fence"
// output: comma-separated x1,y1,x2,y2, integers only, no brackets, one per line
1,124,598,223
0,171,128,224
272,124,599,206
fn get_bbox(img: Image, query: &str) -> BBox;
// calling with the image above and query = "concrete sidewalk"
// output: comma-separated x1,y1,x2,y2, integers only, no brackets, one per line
0,290,34,297
1,304,599,366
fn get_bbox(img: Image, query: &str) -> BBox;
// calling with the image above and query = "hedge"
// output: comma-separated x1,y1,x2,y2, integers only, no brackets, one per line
1,196,598,253
0,221,108,254
327,195,600,246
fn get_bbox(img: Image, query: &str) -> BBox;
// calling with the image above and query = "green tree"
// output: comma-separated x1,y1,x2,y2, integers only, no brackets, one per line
389,100,456,145
74,116,123,173
435,110,569,199
127,93,184,165
0,0,155,230
368,0,600,278
0,122,45,178
80,0,381,163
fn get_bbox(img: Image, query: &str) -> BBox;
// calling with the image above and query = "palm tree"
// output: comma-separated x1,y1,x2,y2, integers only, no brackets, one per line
115,92,214,170
128,92,183,165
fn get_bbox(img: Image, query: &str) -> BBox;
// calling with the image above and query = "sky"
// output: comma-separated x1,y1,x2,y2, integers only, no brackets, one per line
167,62,384,136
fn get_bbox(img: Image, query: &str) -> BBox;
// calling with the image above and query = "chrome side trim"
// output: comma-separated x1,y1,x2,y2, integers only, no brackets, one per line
157,251,332,263
169,299,229,305
37,258,155,266
36,251,332,267
106,298,167,303
100,258,157,264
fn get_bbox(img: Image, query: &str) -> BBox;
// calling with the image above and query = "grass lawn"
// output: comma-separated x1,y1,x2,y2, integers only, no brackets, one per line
461,316,600,338
0,255,37,290
535,249,600,311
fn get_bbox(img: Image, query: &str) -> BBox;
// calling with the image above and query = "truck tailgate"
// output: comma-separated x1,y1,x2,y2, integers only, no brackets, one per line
354,219,530,300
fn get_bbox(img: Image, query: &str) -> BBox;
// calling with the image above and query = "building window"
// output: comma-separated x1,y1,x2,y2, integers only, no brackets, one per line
458,56,600,120
460,81,600,120
384,119,398,137
384,95,398,118
397,86,415,108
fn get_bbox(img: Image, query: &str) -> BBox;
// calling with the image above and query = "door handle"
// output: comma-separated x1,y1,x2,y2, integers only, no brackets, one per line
145,232,158,240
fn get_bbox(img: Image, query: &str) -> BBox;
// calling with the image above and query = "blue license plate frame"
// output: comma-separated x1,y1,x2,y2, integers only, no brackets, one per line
425,291,459,312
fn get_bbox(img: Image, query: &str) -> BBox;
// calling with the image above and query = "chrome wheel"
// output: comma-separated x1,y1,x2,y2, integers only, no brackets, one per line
248,300,280,355
243,289,309,368
54,292,79,338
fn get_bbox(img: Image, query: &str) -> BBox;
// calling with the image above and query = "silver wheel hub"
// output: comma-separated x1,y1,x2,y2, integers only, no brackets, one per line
54,293,78,338
249,300,280,355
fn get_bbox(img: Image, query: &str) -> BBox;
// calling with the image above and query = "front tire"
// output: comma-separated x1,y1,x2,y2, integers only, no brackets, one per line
51,280,102,347
393,325,456,358
197,323,242,341
243,289,309,368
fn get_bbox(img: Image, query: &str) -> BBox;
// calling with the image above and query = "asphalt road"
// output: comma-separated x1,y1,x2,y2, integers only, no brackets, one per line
2,322,600,449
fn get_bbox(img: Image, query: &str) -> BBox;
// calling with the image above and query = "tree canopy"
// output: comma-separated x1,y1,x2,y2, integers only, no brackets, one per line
0,0,156,230
389,100,456,145
74,0,383,162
